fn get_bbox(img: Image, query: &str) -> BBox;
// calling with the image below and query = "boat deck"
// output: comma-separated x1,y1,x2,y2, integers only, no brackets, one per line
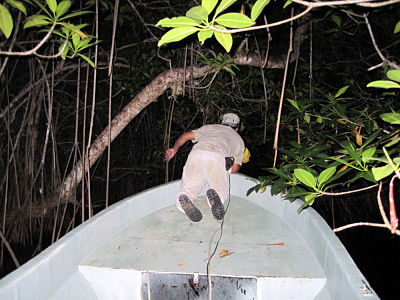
83,196,324,279
1,174,378,299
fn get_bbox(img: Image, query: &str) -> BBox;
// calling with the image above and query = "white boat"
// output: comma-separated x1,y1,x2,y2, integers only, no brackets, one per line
0,173,378,299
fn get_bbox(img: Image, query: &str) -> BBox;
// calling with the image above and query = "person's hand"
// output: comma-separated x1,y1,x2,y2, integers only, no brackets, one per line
165,147,178,162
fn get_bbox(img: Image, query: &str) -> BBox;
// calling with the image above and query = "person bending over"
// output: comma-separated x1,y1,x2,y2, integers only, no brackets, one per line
165,113,245,222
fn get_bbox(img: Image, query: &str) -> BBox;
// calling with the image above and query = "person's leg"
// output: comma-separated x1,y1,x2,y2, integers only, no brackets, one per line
178,194,202,222
206,189,225,220
204,153,229,220
176,150,206,221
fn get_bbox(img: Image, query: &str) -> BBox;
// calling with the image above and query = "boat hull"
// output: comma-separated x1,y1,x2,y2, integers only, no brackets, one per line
0,174,378,299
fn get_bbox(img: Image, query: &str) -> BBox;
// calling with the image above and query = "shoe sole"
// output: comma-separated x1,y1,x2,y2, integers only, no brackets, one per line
179,195,202,222
207,189,225,220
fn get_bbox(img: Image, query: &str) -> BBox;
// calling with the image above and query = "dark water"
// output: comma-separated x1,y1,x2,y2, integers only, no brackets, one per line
338,227,400,300
312,190,400,300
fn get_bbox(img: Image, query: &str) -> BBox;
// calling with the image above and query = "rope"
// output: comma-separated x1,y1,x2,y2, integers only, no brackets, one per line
206,176,232,300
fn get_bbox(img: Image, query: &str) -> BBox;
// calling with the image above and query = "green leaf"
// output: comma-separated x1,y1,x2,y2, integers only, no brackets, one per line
59,22,88,38
0,4,13,38
46,0,57,14
202,0,218,14
214,0,237,18
156,17,202,28
251,0,270,21
214,25,232,52
278,148,298,159
297,194,316,213
323,164,351,185
50,28,65,38
331,14,341,28
59,10,92,21
304,114,310,123
359,129,382,150
381,112,400,124
343,142,363,168
198,29,213,44
387,70,400,83
283,0,292,9
362,147,376,163
76,39,98,52
61,24,70,35
158,27,199,47
294,168,316,190
186,6,208,21
334,85,349,98
287,141,301,149
384,136,400,148
72,32,80,48
5,0,27,15
372,164,394,181
361,170,377,183
271,179,287,196
306,144,329,157
297,201,309,213
317,117,323,124
258,175,274,185
24,15,52,28
55,0,71,19
215,13,254,28
286,188,310,200
78,53,95,68
318,166,336,187
222,66,235,75
267,167,292,181
246,185,258,196
394,20,400,34
304,193,316,205
59,44,67,59
287,98,300,111
367,80,400,89
58,39,70,59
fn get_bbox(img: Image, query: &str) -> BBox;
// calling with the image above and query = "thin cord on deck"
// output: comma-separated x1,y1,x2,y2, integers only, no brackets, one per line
206,176,232,300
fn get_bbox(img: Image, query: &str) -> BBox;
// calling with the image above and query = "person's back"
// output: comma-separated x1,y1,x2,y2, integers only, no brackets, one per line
192,124,244,164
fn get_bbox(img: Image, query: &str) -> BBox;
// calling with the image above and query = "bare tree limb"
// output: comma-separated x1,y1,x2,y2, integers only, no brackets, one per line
0,229,20,268
364,14,400,71
4,19,311,224
0,21,57,56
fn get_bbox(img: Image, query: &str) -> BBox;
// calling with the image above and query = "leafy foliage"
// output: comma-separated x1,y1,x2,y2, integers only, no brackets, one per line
249,69,400,212
155,0,283,52
1,0,96,65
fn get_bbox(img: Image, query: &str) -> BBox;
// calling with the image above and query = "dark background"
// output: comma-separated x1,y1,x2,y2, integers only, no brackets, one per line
1,2,399,300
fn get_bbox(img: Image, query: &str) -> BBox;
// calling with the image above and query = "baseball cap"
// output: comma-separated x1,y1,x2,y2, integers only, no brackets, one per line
221,113,240,127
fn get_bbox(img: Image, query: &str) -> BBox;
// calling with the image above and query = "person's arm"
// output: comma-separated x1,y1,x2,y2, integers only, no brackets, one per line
231,163,241,174
165,131,195,162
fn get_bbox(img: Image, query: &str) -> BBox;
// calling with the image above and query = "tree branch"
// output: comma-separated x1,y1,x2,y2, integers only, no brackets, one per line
364,14,400,71
4,19,311,224
0,21,57,56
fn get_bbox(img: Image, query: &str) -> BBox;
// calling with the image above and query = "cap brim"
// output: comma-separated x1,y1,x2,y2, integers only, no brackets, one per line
222,122,238,127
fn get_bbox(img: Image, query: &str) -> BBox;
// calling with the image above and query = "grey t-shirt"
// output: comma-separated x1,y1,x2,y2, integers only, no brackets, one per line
192,124,245,164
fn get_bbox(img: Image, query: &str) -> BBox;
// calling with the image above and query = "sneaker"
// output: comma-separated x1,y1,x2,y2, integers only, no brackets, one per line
179,195,202,222
206,189,225,220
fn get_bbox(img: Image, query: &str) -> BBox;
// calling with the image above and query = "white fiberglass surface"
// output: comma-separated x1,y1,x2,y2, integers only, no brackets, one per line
83,196,324,279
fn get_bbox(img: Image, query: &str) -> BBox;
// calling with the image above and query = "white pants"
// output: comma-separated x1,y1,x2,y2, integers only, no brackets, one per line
177,150,229,212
